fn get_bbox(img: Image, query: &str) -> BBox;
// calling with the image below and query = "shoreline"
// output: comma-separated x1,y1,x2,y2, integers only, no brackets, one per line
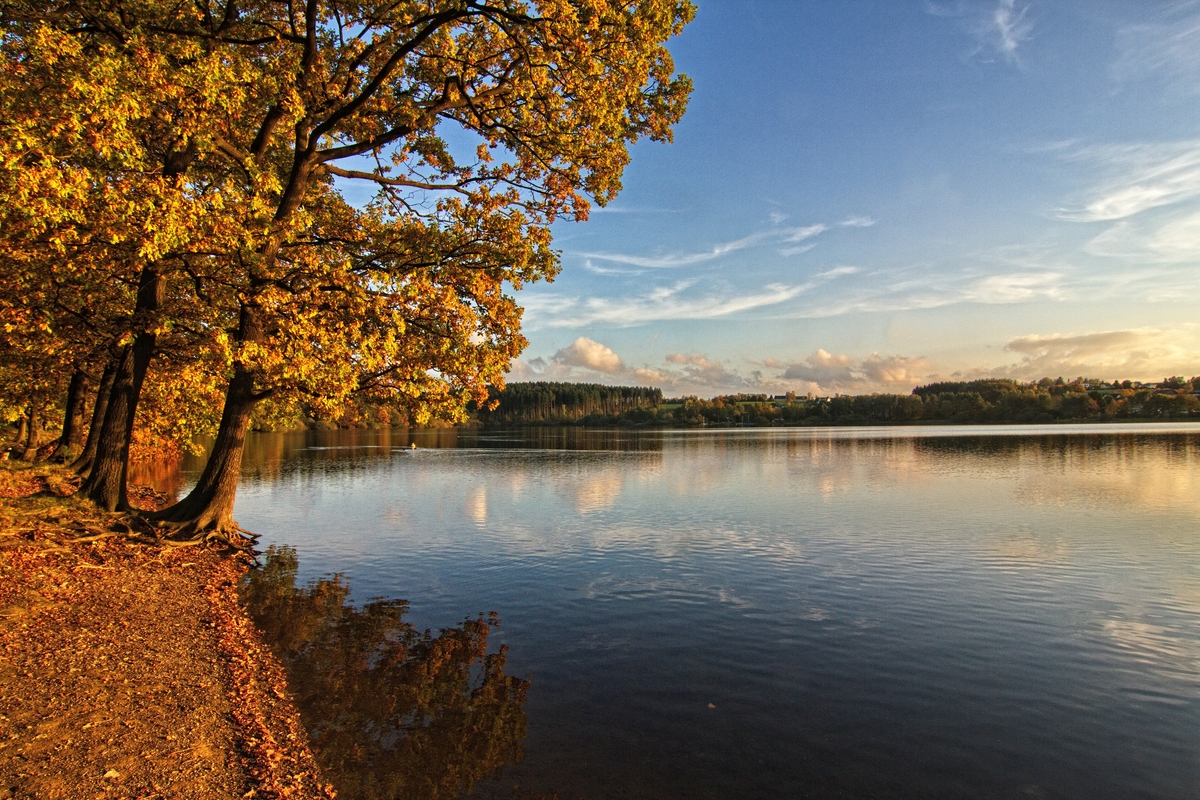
0,465,330,799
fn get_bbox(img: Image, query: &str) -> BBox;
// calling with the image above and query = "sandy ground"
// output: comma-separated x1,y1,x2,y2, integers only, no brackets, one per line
0,465,333,799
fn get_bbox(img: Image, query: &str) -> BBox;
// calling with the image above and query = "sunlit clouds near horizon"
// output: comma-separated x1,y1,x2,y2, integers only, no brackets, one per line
508,1,1200,396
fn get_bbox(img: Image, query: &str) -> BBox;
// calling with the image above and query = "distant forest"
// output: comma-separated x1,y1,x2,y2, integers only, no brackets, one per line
468,377,1200,427
475,382,663,423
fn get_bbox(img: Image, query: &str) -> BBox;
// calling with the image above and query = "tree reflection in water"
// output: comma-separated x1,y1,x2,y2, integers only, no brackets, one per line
241,546,529,800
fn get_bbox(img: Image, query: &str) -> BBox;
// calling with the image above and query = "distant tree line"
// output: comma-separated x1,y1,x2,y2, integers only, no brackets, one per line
474,382,664,423
470,377,1200,427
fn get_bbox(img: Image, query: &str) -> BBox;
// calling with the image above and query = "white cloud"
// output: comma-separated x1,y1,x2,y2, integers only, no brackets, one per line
786,224,828,242
840,216,877,227
930,0,1033,65
780,349,934,393
987,0,1033,63
552,337,625,374
1057,140,1200,222
861,353,933,386
572,223,836,269
1000,327,1200,381
520,281,811,329
924,0,967,18
780,267,1067,320
960,271,1063,303
661,353,751,390
817,266,861,279
769,211,789,224
1114,3,1200,96
1086,209,1200,262
574,233,765,268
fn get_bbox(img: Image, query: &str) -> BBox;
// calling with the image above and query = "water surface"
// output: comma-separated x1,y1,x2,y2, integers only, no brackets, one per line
175,425,1200,799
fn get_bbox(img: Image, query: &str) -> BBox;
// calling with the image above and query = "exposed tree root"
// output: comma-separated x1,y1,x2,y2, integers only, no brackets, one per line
148,517,260,554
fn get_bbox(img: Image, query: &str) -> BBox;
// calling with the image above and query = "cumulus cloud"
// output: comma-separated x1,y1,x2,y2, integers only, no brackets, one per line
661,353,749,390
1000,327,1200,380
780,349,933,393
1057,140,1200,222
552,337,625,374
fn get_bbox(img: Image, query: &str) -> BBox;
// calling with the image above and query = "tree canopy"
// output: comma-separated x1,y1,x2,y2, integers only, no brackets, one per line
0,0,696,542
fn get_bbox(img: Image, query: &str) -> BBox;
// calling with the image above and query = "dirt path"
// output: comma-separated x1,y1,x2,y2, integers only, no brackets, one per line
0,468,333,799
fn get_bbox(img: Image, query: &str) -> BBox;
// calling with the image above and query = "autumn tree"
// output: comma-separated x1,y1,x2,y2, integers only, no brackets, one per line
138,0,692,542
0,10,281,506
2,0,693,540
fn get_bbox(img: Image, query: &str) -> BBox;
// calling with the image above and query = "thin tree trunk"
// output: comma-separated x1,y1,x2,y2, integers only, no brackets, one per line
72,359,117,476
12,415,27,447
52,369,87,462
81,267,164,511
20,399,42,461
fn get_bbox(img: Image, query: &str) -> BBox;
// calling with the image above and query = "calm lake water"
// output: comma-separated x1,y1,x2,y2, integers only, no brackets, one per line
168,424,1200,799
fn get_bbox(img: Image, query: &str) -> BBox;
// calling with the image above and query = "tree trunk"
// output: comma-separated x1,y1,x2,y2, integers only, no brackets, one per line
151,303,264,541
12,415,27,447
52,369,88,462
151,366,258,538
72,359,117,476
20,399,42,461
80,267,164,511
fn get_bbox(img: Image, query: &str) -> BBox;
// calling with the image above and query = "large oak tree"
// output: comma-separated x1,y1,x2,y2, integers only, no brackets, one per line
2,0,693,541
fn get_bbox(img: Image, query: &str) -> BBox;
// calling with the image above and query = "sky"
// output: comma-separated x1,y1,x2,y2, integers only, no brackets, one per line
505,0,1200,397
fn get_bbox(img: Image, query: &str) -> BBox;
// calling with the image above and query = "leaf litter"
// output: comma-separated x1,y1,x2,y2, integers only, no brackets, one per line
0,465,333,799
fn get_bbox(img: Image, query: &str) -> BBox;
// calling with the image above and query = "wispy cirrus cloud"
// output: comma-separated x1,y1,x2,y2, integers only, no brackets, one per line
1056,140,1200,222
776,268,1066,320
572,220,855,269
574,233,767,269
1114,2,1200,96
1087,209,1200,265
927,0,1034,65
520,281,811,329
817,266,861,279
986,0,1034,63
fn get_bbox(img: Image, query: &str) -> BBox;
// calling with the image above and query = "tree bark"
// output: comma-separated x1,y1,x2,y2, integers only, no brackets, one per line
52,369,88,462
151,304,264,540
151,366,258,537
72,359,117,476
80,267,164,511
20,399,42,461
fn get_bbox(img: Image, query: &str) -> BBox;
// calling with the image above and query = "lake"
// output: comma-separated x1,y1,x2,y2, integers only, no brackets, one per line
164,424,1200,799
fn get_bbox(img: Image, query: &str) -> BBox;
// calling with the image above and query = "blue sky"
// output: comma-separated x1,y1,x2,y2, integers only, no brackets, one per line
508,0,1200,396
